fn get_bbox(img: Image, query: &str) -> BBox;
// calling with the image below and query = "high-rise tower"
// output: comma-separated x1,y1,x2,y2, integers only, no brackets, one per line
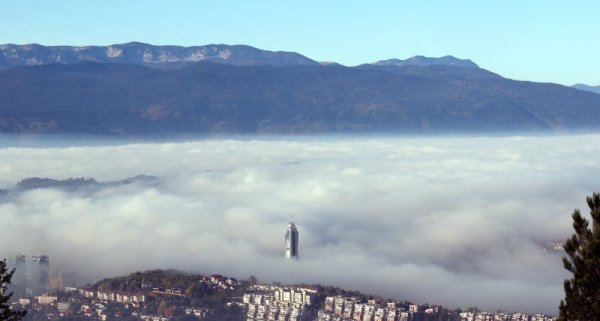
31,254,49,295
7,254,26,295
285,218,299,259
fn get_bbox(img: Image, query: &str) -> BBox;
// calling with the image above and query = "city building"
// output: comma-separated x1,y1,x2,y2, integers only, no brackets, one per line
7,254,27,295
31,254,50,295
242,286,315,321
285,218,299,259
49,272,75,292
274,288,314,305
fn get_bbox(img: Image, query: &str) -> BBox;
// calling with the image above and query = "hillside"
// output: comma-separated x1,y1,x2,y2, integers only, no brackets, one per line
0,175,160,202
1,59,600,135
573,84,600,95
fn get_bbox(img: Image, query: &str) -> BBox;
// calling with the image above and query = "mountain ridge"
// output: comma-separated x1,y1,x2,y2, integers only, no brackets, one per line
1,60,600,135
0,42,320,68
1,42,482,70
372,55,479,69
572,83,600,95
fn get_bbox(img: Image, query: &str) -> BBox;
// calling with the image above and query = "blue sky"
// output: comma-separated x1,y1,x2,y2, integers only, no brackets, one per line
2,0,599,85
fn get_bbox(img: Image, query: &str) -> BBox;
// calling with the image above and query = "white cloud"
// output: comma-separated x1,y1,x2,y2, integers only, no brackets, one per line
1,134,599,314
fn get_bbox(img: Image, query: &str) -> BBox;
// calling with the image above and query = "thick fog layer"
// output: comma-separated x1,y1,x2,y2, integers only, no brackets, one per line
1,135,598,314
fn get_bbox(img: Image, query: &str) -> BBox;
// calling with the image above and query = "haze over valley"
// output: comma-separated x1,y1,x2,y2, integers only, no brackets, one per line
2,134,597,314
4,2,600,319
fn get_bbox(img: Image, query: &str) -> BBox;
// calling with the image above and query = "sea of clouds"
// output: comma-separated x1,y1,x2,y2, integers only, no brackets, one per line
1,134,599,314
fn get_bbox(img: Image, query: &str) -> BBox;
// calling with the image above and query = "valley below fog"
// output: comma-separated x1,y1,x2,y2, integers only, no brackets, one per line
1,134,597,314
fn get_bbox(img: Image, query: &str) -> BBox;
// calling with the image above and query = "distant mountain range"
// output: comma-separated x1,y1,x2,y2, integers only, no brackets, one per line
0,42,479,69
0,42,319,68
1,42,600,135
372,55,479,69
572,84,600,95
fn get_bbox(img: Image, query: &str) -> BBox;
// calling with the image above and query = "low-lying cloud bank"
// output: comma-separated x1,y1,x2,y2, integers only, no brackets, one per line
1,134,598,314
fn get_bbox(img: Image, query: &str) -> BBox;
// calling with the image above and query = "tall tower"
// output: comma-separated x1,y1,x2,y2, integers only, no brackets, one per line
285,217,299,259
31,254,49,295
7,254,27,295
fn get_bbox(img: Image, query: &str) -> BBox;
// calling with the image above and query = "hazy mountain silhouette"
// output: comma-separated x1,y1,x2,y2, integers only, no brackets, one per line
372,55,479,69
1,44,600,135
573,84,600,95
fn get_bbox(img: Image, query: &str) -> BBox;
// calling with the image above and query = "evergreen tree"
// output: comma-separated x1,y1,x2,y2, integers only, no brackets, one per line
0,259,27,321
559,193,600,320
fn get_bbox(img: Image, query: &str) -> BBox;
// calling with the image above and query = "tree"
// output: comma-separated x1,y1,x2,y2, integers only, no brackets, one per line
0,259,27,321
559,193,600,320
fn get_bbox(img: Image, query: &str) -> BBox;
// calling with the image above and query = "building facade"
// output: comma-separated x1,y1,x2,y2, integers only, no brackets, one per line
7,254,27,295
31,254,50,295
285,220,299,259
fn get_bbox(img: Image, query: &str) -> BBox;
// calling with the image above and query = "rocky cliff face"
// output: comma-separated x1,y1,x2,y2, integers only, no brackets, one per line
0,42,320,68
1,43,483,70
